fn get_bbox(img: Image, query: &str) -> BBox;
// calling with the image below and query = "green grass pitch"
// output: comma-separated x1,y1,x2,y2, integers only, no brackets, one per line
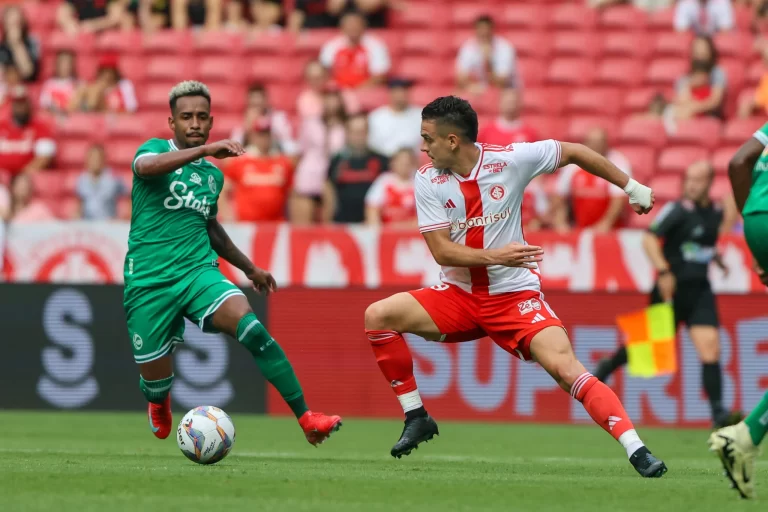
0,411,762,511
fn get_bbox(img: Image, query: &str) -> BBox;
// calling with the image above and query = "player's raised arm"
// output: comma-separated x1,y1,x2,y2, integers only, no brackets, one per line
134,140,244,178
207,218,276,294
557,141,654,215
728,135,763,213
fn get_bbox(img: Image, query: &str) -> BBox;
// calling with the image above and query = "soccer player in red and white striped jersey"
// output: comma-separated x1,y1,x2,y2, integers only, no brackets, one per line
364,96,667,478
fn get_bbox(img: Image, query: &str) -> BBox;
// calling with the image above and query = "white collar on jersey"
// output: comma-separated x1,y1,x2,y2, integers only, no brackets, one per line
448,143,485,182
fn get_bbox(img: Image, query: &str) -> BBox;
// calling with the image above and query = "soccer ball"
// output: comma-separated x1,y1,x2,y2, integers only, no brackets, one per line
177,406,236,465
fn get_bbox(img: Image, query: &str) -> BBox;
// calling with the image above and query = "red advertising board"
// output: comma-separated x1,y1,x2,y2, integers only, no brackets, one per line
268,289,768,428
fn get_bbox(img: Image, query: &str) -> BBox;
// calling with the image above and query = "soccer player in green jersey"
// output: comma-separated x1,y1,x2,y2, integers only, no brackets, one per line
124,81,342,445
708,122,768,498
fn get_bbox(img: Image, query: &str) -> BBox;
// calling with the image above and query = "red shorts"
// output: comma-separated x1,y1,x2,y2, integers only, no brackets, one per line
409,284,564,361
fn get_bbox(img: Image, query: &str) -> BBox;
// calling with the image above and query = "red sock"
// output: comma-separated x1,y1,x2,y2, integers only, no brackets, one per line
571,372,635,440
367,330,418,396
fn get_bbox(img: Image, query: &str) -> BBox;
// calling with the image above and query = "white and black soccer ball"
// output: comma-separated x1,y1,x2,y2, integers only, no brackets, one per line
177,406,236,465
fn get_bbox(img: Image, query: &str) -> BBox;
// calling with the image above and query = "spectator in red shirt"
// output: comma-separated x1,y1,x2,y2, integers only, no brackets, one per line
477,88,538,146
40,50,81,116
57,0,134,34
364,147,417,227
74,54,137,113
319,10,390,89
551,127,632,232
222,118,294,222
0,86,56,179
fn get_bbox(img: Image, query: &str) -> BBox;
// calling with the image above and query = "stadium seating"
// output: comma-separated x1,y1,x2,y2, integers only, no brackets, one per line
24,0,766,218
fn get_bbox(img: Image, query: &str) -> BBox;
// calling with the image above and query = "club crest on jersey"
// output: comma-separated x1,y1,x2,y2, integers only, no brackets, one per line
518,298,541,316
483,162,507,173
208,175,217,194
489,184,506,202
190,172,202,185
132,333,143,350
163,181,213,218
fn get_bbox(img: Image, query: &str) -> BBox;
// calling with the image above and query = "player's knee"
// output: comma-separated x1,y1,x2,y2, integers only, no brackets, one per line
365,300,395,331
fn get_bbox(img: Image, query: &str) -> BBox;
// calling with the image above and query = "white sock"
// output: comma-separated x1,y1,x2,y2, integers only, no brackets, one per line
618,429,645,459
397,389,423,413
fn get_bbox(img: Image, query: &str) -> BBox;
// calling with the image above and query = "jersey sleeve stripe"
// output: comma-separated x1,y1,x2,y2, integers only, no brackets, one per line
753,130,768,147
132,152,157,175
419,222,451,233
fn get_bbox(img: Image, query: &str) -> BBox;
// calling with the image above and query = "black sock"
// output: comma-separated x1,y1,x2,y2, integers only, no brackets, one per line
596,346,628,380
405,406,427,420
702,362,724,417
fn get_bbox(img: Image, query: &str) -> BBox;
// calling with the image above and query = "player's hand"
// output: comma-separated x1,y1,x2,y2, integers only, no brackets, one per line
246,267,277,295
657,271,676,302
493,243,544,268
630,189,655,215
204,140,245,159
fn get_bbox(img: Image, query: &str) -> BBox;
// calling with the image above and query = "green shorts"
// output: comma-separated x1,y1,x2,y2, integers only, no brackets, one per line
124,266,244,364
744,212,768,272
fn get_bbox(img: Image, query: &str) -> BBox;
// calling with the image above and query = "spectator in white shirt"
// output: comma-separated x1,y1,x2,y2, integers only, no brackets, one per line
674,0,734,35
364,147,417,227
76,143,126,220
367,78,422,158
456,15,518,94
319,10,390,89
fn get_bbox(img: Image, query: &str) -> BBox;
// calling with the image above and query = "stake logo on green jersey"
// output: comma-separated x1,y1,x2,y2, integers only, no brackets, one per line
124,138,224,287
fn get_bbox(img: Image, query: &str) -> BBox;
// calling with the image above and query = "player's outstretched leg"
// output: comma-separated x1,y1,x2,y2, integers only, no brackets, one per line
139,356,174,440
708,389,768,499
365,293,444,458
211,296,342,446
532,327,667,478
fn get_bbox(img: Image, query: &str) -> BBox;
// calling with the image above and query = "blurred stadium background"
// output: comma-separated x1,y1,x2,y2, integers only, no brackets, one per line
1,0,768,439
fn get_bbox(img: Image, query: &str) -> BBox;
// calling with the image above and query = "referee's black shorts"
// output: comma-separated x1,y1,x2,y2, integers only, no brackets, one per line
649,280,719,328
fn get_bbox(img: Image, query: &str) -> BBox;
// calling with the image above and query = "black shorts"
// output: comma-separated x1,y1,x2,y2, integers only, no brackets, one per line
649,281,719,328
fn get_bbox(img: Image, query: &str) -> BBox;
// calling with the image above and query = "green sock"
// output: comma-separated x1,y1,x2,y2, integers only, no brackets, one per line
745,390,768,446
139,374,174,404
236,313,309,418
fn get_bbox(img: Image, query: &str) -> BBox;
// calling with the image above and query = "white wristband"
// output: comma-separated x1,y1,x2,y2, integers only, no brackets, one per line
624,178,652,208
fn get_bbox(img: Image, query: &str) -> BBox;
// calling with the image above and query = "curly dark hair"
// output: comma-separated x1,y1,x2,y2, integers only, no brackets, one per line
421,96,478,143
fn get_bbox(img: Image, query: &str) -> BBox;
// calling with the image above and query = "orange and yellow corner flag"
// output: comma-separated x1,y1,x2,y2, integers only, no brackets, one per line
616,303,677,378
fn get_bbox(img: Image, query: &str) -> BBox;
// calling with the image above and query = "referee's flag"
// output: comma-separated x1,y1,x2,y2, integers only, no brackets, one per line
616,303,677,378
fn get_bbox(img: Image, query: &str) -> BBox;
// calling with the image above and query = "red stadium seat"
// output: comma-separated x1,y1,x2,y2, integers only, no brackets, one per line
501,5,548,31
522,87,566,115
600,5,647,30
249,55,308,84
117,197,132,220
62,170,81,195
647,8,675,32
712,146,740,175
657,146,709,175
357,87,390,113
612,145,656,183
735,4,754,31
551,32,602,58
95,30,142,55
711,175,733,201
627,210,654,229
505,31,551,59
602,31,652,59
402,31,453,58
200,57,247,84
57,114,104,141
622,87,668,115
142,30,193,55
107,114,166,140
194,31,245,56
206,83,247,113
46,31,95,53
721,58,747,94
138,82,177,109
267,85,301,113
522,115,564,141
619,117,668,149
653,32,693,58
391,3,449,29
57,141,92,168
450,4,498,28
107,141,139,170
245,32,295,55
595,59,644,87
550,5,598,30
517,59,547,86
55,196,81,220
649,175,682,201
567,116,618,143
748,61,765,86
395,57,451,85
645,58,688,86
723,117,764,144
667,118,722,148
715,32,755,60
23,1,56,31
368,30,402,59
409,85,448,108
566,88,621,116
31,172,66,199
208,114,242,140
118,56,147,83
145,56,194,81
548,58,595,86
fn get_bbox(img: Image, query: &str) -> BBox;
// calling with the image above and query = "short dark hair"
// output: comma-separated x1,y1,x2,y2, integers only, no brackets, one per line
248,83,266,95
475,15,493,27
421,96,478,143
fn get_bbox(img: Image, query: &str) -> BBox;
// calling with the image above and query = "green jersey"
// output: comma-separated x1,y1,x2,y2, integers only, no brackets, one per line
743,123,768,216
124,138,224,287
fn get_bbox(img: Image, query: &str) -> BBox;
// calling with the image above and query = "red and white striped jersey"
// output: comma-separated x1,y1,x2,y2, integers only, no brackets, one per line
415,140,562,295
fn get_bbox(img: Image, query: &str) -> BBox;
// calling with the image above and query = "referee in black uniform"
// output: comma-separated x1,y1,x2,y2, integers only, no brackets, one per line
594,161,738,428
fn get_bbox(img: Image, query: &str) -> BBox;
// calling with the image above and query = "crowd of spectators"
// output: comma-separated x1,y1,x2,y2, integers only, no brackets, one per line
0,0,763,232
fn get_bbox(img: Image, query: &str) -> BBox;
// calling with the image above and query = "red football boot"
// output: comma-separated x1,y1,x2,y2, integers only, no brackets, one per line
148,395,172,439
298,411,343,446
